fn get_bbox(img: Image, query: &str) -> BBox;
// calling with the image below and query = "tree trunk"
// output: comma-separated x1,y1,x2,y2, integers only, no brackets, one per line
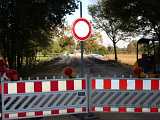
113,41,118,61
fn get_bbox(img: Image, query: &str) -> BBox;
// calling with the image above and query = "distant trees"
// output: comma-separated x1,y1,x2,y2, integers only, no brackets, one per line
0,0,78,71
88,0,130,61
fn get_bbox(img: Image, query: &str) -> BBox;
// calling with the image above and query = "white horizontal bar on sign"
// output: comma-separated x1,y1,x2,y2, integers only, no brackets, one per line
126,108,135,112
8,83,17,94
75,108,82,113
111,107,119,112
95,79,104,89
43,111,52,116
74,80,82,90
25,82,34,93
111,80,119,90
9,113,18,118
142,108,150,112
95,107,103,112
26,112,35,117
143,80,151,90
59,109,67,114
58,81,66,91
127,80,135,90
42,81,51,92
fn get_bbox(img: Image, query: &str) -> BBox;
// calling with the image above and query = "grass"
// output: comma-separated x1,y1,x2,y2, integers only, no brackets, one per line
106,53,141,65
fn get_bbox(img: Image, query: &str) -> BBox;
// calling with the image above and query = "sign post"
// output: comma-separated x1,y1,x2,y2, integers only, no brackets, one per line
72,8,92,77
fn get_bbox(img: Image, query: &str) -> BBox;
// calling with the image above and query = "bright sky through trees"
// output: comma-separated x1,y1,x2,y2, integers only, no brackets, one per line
66,0,129,48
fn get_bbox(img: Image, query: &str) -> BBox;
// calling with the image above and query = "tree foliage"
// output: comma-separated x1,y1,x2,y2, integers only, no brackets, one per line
105,0,160,37
0,0,78,71
88,0,130,61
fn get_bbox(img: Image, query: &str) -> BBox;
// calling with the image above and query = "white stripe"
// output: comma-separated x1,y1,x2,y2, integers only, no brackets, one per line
95,107,103,111
111,80,119,89
42,81,51,92
75,108,82,112
142,108,150,112
127,80,135,90
43,111,51,116
143,80,151,90
59,109,67,114
8,83,17,94
96,79,103,89
58,81,66,91
26,112,35,117
126,108,135,112
9,113,18,118
25,82,34,93
74,80,82,90
158,108,160,112
111,107,119,112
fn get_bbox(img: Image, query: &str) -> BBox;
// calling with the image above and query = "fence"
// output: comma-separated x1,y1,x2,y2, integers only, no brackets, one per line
0,77,160,119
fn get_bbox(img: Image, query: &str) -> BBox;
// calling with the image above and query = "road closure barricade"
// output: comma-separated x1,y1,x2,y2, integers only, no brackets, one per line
0,76,160,119
0,77,87,119
90,78,160,113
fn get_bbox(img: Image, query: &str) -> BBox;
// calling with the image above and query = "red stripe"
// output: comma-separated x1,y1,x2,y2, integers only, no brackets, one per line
135,80,143,90
17,82,25,93
51,109,59,114
18,112,26,117
103,106,111,112
135,107,142,112
34,81,42,92
92,106,95,112
51,81,58,91
82,107,86,112
150,107,158,112
4,114,9,118
67,108,75,113
66,80,74,90
35,111,43,116
104,79,111,89
119,107,126,112
92,79,96,90
82,79,86,89
151,80,159,90
4,83,8,94
119,79,127,90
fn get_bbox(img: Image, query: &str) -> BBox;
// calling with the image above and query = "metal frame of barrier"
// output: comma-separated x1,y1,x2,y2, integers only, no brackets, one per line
0,77,160,120
0,77,88,120
90,77,160,113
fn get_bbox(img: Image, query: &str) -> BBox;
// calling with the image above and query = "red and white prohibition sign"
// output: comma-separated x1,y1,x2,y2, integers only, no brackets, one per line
72,18,92,41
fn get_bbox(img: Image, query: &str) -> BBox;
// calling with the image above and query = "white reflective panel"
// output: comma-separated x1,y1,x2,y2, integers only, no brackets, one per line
111,107,119,112
58,81,66,91
143,80,151,90
59,109,67,114
96,79,103,89
126,108,134,112
127,80,135,90
111,80,119,89
25,82,34,93
43,111,51,116
8,83,17,94
95,107,103,111
42,81,50,92
142,108,150,112
74,80,82,90
9,113,18,118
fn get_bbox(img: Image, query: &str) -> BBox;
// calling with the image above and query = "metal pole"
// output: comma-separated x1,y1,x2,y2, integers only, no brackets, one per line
80,1,84,77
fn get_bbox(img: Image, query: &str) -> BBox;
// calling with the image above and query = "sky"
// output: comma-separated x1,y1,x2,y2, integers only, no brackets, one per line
66,0,129,48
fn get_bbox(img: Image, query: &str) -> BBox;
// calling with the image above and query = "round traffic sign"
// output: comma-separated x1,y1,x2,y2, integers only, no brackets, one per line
72,18,92,41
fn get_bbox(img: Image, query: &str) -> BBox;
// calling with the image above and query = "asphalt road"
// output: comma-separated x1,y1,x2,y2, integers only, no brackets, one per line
34,113,160,120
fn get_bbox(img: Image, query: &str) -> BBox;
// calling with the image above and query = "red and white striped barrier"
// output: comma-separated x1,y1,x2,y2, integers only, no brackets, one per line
92,79,160,90
4,107,87,119
2,79,86,94
91,106,160,113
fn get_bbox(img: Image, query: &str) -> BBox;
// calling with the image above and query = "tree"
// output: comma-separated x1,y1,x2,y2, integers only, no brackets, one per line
0,0,78,70
88,0,130,61
105,0,160,38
